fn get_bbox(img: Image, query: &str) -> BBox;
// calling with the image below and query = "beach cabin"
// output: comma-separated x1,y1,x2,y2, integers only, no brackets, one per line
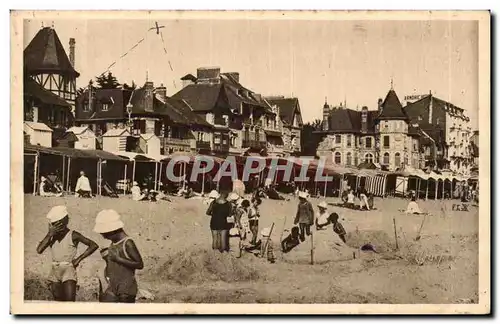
102,128,130,152
139,133,161,156
23,121,53,147
60,126,96,150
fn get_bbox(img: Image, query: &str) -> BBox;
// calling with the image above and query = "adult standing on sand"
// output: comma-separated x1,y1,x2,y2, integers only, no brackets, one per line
206,191,231,253
294,191,315,241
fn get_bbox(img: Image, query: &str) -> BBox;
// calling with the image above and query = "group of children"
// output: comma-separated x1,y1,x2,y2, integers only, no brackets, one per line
37,205,143,303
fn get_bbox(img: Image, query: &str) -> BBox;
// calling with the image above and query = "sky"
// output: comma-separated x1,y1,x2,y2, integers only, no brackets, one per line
23,18,478,129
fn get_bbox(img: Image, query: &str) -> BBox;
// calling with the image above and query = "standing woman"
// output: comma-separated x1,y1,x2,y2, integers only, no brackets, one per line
248,197,262,245
206,191,231,252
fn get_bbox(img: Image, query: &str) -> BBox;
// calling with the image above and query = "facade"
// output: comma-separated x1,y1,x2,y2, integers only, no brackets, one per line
58,126,96,150
404,93,473,176
24,27,79,113
102,128,130,152
469,130,479,168
265,97,304,156
75,81,214,155
315,89,422,171
172,67,286,157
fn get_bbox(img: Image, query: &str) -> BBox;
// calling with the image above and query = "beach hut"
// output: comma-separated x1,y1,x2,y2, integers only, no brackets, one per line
139,133,161,157
102,128,130,152
23,121,53,147
61,126,97,150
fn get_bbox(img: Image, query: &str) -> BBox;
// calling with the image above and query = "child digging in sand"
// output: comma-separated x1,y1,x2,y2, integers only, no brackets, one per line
94,209,144,303
328,213,347,244
36,205,98,301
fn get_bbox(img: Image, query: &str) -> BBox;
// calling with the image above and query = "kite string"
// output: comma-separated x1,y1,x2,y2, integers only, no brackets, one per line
158,30,177,90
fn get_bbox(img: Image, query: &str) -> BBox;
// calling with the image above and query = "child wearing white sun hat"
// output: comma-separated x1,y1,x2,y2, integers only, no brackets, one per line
94,209,144,303
36,205,98,302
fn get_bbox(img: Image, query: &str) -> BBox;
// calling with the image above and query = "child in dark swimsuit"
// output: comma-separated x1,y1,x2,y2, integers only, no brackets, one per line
281,226,301,253
94,209,144,303
328,213,347,244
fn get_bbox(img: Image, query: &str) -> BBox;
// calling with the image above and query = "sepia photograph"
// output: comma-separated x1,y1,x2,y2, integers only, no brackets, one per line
10,10,490,314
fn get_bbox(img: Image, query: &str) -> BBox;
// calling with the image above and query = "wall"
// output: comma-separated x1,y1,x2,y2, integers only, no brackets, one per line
74,129,96,150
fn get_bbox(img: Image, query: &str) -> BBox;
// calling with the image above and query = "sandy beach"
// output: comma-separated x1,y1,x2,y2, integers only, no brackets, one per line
23,194,478,304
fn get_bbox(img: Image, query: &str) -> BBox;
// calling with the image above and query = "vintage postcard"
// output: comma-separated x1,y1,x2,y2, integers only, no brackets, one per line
11,10,490,314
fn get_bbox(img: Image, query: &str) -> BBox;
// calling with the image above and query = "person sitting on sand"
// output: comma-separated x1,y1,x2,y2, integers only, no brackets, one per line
75,171,92,198
36,205,98,301
328,212,347,244
315,201,330,230
281,226,301,253
131,182,147,201
93,209,144,303
266,185,287,200
39,176,63,197
259,227,276,264
405,196,423,214
294,191,315,242
346,190,356,209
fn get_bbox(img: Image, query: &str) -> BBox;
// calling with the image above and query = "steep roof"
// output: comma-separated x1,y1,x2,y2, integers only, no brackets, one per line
24,78,71,107
66,126,91,135
377,89,408,120
24,27,79,77
24,121,53,132
102,128,130,137
76,88,131,120
404,94,470,122
163,97,213,128
319,108,378,134
266,97,303,126
171,83,223,112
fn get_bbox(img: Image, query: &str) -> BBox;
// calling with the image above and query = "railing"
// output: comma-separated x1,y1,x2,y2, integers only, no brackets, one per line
162,137,191,147
242,140,267,149
213,143,230,152
196,141,211,150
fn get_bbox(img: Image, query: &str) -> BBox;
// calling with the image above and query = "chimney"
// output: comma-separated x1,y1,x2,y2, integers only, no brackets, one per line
69,38,76,68
197,67,221,83
144,81,154,112
361,106,368,133
378,98,383,112
155,83,167,103
226,72,240,83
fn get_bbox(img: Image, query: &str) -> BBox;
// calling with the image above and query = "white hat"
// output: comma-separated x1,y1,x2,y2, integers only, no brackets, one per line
93,209,124,234
229,227,239,236
261,227,271,237
208,190,219,199
318,201,328,209
46,205,68,223
41,176,47,182
298,191,308,199
228,192,240,202
133,181,138,186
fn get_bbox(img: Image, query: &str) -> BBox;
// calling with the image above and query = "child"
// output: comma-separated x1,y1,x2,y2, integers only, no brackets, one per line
93,209,144,303
248,197,262,245
346,190,355,209
294,191,314,242
36,205,98,301
315,201,330,230
328,212,347,244
281,226,301,253
260,227,276,263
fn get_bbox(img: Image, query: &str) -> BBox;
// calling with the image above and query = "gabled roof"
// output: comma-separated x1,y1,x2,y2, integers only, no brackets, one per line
171,83,224,112
102,128,130,137
322,108,378,133
24,121,53,132
265,97,303,126
404,94,470,122
163,97,213,128
24,27,79,77
76,88,131,120
67,126,91,135
377,89,408,120
24,78,71,108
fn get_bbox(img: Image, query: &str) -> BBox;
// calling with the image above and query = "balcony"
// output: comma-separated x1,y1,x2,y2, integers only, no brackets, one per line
162,137,192,147
242,140,267,150
213,143,230,153
196,141,211,151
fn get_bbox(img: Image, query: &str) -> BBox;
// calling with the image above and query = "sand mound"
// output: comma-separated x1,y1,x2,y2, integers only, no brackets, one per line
346,230,395,253
154,248,260,285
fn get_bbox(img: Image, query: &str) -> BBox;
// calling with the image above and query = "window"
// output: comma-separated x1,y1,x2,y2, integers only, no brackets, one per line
383,136,390,148
436,118,440,124
354,153,359,166
359,137,363,146
83,103,90,112
364,153,374,163
365,137,372,148
102,103,109,111
383,152,390,165
335,135,341,144
346,152,352,166
334,152,342,164
413,140,417,151
347,135,352,147
395,152,401,167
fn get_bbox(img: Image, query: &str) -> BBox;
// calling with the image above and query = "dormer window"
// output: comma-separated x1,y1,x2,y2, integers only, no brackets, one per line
83,102,90,112
102,103,109,111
